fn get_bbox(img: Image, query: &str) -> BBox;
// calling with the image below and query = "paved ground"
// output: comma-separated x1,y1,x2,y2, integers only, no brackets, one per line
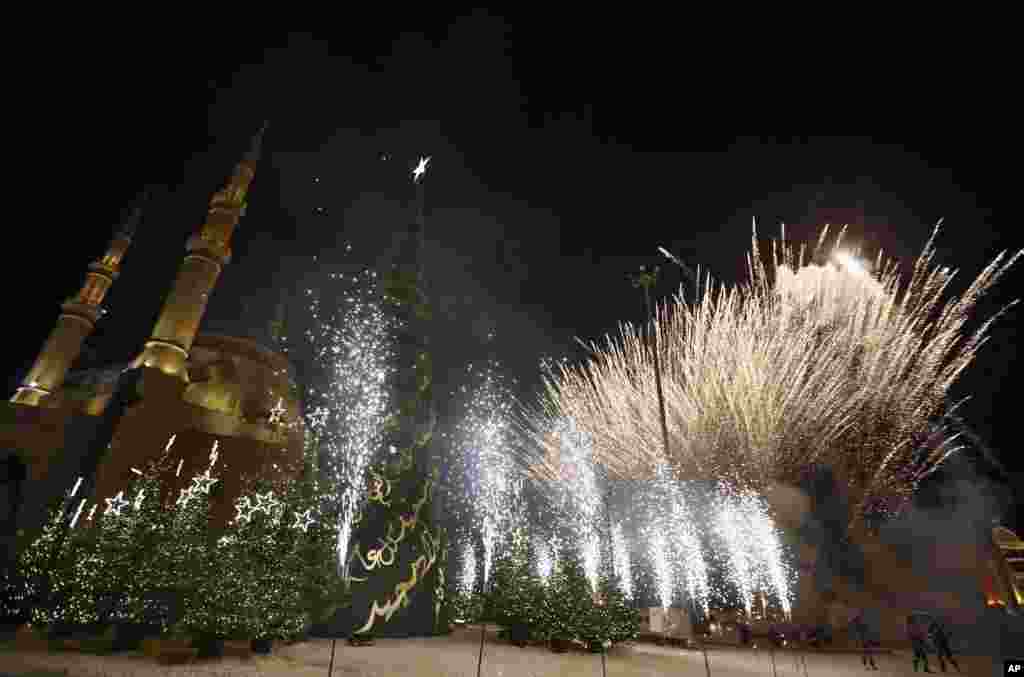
0,626,1000,677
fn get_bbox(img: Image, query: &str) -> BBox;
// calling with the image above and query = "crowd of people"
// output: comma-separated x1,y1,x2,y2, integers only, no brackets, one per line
729,609,961,673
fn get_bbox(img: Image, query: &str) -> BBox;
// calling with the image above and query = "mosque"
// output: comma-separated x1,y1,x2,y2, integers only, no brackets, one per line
0,123,306,566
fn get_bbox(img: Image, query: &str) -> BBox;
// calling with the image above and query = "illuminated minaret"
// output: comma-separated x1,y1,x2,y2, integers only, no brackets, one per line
136,122,267,378
11,194,146,405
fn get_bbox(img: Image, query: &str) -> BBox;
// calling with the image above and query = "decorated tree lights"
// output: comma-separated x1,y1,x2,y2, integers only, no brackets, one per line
13,440,334,648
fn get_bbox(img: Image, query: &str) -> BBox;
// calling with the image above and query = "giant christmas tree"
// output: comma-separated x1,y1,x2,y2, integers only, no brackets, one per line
344,157,447,638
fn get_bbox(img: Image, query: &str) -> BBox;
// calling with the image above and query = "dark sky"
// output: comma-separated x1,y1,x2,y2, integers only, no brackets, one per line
8,22,1019,526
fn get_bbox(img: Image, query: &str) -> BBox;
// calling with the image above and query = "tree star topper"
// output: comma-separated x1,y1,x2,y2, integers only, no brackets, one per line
412,156,431,183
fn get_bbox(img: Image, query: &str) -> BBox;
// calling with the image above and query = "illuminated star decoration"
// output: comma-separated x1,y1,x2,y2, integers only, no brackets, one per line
268,398,286,426
104,491,130,517
292,508,316,533
234,495,256,525
412,155,431,183
190,469,219,495
253,490,281,515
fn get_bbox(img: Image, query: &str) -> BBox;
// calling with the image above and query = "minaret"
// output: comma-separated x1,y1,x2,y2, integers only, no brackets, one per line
11,194,146,405
136,122,267,378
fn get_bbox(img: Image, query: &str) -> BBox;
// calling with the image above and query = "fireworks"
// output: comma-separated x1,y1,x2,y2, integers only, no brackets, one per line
712,490,792,618
452,360,518,591
532,417,604,590
458,541,476,598
663,473,709,615
303,267,398,571
534,223,1021,528
643,522,673,609
535,534,558,584
611,521,633,598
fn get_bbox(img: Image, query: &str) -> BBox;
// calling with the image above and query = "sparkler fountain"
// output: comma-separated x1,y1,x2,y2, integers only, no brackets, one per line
611,522,633,599
303,269,397,577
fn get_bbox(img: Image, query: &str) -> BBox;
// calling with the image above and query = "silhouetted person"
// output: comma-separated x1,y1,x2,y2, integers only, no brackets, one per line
907,615,932,672
851,611,878,670
927,618,959,673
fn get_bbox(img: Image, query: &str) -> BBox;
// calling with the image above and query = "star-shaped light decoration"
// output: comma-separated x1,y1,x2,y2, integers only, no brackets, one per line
292,508,316,533
234,495,256,525
208,440,220,469
251,490,283,526
190,469,219,495
268,398,286,426
176,486,196,509
412,156,431,183
104,491,130,517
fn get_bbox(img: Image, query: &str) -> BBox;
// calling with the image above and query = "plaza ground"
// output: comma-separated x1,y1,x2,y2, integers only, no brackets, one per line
0,625,1001,677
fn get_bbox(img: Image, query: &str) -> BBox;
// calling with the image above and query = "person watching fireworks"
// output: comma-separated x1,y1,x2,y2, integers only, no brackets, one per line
850,610,878,670
907,615,932,673
927,617,959,673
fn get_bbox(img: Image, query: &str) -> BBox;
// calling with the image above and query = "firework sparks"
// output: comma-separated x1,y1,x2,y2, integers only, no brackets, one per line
458,541,476,598
533,223,1021,528
611,521,633,598
303,267,398,572
662,471,709,615
535,534,558,584
644,522,673,609
453,360,517,591
713,490,792,618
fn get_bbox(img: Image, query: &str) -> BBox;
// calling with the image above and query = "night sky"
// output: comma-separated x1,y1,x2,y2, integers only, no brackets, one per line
8,22,1019,527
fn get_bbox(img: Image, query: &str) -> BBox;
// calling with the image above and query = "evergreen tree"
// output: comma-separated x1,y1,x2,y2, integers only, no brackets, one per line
541,545,593,647
592,572,641,646
489,526,545,644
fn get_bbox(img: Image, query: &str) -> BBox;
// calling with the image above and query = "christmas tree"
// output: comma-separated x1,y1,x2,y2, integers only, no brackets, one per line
541,544,594,649
591,572,641,647
489,527,545,645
